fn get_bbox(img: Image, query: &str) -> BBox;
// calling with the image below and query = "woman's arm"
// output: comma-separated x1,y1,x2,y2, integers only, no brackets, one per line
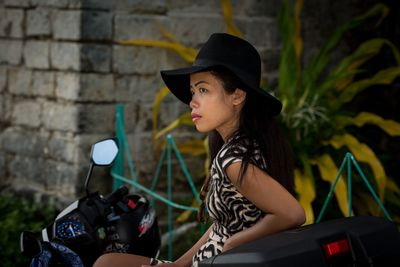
173,223,214,267
223,162,305,252
142,224,213,267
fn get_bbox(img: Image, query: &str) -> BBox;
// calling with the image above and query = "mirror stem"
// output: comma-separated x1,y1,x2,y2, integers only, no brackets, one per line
84,162,94,196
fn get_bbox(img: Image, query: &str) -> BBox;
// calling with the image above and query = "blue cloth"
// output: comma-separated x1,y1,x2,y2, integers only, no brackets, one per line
29,241,84,267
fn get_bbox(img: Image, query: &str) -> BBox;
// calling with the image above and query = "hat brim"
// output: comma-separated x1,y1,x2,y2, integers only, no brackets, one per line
160,66,282,116
161,65,208,104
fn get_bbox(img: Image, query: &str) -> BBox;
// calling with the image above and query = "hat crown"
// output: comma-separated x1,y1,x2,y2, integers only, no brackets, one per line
193,33,261,89
160,33,283,116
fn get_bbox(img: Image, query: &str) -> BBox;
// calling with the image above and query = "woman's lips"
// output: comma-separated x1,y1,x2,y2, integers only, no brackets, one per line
191,113,201,122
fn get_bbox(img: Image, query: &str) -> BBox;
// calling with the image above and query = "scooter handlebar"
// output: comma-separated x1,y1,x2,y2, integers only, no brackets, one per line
104,186,129,205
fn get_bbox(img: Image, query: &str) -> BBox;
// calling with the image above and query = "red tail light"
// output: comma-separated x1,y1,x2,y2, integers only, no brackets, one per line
323,239,350,258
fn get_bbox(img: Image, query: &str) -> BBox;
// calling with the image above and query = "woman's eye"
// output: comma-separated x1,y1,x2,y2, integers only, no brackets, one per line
199,88,207,94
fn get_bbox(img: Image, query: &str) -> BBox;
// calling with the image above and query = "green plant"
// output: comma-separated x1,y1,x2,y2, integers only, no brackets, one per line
0,194,58,267
276,0,400,224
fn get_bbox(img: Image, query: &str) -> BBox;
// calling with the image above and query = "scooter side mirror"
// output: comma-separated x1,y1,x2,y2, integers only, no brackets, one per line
91,138,119,166
85,137,119,196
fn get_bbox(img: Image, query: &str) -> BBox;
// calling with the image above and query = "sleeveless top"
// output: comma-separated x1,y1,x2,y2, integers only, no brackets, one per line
151,133,268,267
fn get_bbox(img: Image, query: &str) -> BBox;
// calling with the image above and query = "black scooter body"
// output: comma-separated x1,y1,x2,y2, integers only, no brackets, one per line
199,216,400,267
20,138,161,267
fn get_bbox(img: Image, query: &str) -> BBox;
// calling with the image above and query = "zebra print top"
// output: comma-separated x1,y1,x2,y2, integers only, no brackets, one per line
191,133,268,266
150,133,268,267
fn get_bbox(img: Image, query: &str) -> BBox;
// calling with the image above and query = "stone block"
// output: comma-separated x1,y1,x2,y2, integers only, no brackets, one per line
0,98,4,121
1,128,77,164
26,7,51,36
166,14,224,47
47,136,77,163
42,101,79,132
115,74,164,105
0,150,4,179
24,41,50,69
12,100,41,127
114,14,167,41
0,67,6,93
81,10,112,41
80,44,111,72
79,73,114,101
44,160,79,194
0,8,24,37
50,42,80,70
121,102,152,133
0,93,12,122
81,0,113,10
126,132,156,176
53,10,81,40
1,128,48,157
114,0,166,14
228,0,281,17
31,71,54,97
4,0,30,7
56,72,115,102
9,156,47,184
77,103,115,134
166,0,219,15
113,45,162,74
30,0,69,8
8,68,32,95
0,39,22,65
55,71,80,100
243,17,277,48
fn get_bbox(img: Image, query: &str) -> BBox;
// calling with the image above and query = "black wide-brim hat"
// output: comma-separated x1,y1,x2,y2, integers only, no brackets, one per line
160,33,282,116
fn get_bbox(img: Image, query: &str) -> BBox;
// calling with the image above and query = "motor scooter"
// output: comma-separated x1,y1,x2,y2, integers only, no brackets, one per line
20,138,161,267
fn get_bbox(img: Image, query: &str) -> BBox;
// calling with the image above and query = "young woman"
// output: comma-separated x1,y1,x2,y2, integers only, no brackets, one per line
93,33,305,267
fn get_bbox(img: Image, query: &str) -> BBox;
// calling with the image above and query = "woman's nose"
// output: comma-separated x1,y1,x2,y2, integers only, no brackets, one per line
190,96,198,109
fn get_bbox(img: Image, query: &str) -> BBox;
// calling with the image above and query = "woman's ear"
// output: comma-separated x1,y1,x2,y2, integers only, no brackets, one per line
232,88,246,106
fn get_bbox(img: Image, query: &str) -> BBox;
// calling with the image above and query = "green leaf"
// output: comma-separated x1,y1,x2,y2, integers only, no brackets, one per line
176,139,207,156
336,112,400,136
120,39,197,63
221,0,243,37
324,133,387,198
152,86,171,141
155,112,193,140
311,154,350,217
277,0,299,106
335,67,400,108
333,39,400,91
303,3,389,94
294,168,315,225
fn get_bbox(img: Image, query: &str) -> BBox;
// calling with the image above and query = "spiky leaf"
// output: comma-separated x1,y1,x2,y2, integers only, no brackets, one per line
324,133,387,197
334,67,400,108
294,168,315,225
311,154,350,217
336,112,400,136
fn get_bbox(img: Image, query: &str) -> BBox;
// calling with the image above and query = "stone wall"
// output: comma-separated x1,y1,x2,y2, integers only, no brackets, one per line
0,0,381,207
0,0,286,206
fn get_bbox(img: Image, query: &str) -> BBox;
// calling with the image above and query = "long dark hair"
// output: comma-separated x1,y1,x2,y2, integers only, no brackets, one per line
197,66,295,222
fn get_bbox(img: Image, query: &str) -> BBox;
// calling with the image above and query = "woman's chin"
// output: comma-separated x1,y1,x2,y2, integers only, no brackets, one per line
195,125,210,133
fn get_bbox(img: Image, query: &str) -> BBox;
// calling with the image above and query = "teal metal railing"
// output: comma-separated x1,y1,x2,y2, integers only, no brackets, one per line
111,104,202,260
316,152,393,223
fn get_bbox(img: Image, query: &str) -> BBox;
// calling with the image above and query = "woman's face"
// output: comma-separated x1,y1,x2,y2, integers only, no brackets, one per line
189,71,245,140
